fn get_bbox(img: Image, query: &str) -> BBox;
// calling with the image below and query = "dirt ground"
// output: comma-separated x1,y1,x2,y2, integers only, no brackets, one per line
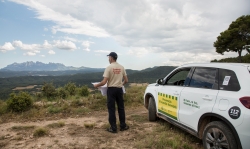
0,106,160,149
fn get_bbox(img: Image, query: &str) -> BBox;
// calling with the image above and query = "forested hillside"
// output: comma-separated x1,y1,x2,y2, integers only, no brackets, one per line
211,54,250,63
0,66,176,100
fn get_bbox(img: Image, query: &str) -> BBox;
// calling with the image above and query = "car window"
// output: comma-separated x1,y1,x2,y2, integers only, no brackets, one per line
189,67,218,89
166,68,191,86
219,69,240,91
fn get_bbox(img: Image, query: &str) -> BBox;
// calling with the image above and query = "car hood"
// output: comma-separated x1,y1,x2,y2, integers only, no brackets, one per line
147,83,157,87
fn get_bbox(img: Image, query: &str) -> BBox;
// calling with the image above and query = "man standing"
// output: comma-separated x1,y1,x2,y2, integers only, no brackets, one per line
94,52,129,133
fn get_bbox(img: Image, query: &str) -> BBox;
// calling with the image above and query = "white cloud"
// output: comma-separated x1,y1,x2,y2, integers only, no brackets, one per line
42,40,52,49
161,51,239,66
0,42,15,52
10,0,109,37
94,50,111,53
82,41,94,52
40,55,45,57
53,40,77,50
48,50,55,55
12,40,41,51
23,51,37,56
128,47,162,57
44,27,48,31
63,36,79,42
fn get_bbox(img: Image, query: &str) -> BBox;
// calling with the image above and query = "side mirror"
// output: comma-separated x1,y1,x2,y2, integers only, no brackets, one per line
156,78,163,85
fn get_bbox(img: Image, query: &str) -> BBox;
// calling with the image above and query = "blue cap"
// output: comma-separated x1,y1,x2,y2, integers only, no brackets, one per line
107,52,118,58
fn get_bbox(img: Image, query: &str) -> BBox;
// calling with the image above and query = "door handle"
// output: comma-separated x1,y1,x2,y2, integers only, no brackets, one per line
173,91,179,96
202,97,212,101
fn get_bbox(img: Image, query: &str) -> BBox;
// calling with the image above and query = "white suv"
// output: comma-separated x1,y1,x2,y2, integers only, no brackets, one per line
144,63,250,149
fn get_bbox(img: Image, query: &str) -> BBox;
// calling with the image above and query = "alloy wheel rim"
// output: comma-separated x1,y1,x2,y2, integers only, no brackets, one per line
206,128,229,149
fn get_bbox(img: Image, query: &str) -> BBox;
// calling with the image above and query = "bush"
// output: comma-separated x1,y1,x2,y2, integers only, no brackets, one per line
57,87,69,99
71,99,84,107
79,86,90,97
64,82,77,96
41,82,57,99
33,127,49,137
6,92,33,112
0,100,7,114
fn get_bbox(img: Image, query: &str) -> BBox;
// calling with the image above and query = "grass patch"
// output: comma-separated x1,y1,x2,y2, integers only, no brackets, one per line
124,86,146,107
84,123,95,129
0,136,5,140
11,125,35,131
14,136,23,141
33,127,49,137
47,106,63,114
47,121,65,128
0,142,8,148
135,120,202,149
72,107,91,115
129,114,148,122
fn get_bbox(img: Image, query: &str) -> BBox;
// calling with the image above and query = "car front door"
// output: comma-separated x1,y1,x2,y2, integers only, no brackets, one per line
157,67,191,121
178,67,219,131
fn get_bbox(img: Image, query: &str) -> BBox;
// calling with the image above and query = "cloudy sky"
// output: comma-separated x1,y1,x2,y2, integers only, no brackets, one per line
0,0,249,70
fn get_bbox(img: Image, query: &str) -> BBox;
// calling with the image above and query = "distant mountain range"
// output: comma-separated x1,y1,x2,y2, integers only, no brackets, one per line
0,61,172,78
1,61,95,71
0,61,105,78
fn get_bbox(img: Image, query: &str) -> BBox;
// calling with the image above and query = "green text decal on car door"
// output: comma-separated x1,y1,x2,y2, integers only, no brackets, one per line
158,92,178,120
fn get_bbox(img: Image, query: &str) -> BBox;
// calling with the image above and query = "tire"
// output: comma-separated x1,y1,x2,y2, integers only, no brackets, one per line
148,97,157,121
202,121,237,149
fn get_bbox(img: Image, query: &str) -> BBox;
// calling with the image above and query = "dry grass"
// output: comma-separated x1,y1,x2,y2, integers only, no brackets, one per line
11,125,35,131
46,121,65,128
33,127,49,137
84,123,95,129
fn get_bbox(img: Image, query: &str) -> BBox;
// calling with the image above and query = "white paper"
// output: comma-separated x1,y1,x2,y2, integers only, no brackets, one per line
92,82,126,96
222,76,231,85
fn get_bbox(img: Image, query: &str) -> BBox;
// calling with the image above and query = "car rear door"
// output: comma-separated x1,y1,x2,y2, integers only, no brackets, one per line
178,67,219,131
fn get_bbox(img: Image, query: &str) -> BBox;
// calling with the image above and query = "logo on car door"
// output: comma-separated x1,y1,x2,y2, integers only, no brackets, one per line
158,92,178,120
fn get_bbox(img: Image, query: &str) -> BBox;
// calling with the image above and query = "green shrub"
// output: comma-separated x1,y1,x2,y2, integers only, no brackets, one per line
84,123,95,129
47,121,65,128
64,82,77,96
6,92,33,112
79,86,89,97
41,82,57,99
71,99,84,107
57,87,69,99
33,127,49,137
47,106,63,114
0,100,7,114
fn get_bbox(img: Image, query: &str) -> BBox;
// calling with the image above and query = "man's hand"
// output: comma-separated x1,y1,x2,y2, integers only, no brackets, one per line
94,84,99,88
94,77,108,88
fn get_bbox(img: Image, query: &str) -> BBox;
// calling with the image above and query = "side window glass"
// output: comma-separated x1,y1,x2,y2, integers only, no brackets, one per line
189,68,218,89
166,68,191,86
219,69,240,91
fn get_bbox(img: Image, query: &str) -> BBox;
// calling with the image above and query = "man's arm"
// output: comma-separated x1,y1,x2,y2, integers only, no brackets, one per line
94,77,108,88
123,75,128,85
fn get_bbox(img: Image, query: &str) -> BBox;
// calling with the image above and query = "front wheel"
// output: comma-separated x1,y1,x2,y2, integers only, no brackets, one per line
148,97,157,121
202,121,237,149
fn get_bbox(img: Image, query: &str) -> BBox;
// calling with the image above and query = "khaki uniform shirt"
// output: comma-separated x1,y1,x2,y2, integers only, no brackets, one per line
103,62,127,87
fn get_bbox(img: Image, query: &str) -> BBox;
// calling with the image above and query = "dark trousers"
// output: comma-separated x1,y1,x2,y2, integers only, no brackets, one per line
107,87,126,130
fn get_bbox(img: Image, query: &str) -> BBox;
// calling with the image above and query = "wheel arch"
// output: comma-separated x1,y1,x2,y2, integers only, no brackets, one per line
144,93,155,109
198,113,242,149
